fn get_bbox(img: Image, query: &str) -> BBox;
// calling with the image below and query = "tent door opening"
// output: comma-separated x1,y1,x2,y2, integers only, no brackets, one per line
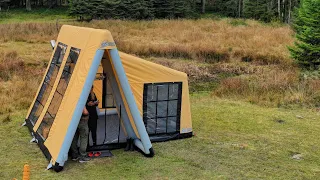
87,107,127,151
87,61,127,151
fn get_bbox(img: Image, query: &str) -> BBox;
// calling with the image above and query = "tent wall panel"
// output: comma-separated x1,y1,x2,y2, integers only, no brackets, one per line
119,52,192,134
92,51,193,135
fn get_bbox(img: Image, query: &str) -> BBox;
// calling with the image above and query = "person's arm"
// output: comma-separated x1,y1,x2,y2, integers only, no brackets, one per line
87,94,95,106
93,93,99,106
82,107,89,116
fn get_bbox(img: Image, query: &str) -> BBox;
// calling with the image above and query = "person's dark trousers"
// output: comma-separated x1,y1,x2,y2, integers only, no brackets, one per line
71,116,89,159
88,118,97,146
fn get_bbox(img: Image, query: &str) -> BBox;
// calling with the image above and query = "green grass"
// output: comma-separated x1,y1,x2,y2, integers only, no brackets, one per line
0,12,319,179
0,7,72,24
1,93,319,179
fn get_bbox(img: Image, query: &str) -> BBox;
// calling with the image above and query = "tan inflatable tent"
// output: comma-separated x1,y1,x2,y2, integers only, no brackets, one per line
24,25,192,171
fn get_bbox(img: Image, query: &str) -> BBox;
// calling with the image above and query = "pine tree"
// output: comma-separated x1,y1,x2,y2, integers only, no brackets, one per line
69,0,91,20
289,0,320,70
145,0,156,19
104,0,122,19
69,0,196,20
243,0,272,21
90,0,105,19
154,0,173,18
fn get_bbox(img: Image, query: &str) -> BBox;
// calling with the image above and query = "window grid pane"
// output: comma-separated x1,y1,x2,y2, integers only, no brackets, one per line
27,42,67,125
143,82,182,135
37,47,80,140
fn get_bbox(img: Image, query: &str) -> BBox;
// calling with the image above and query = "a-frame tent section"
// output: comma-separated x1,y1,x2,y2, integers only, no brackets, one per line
98,52,193,141
24,25,192,171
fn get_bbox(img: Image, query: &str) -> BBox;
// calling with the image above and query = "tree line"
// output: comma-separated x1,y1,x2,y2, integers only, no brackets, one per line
206,0,300,23
1,0,301,23
0,0,200,18
1,0,68,9
69,0,198,20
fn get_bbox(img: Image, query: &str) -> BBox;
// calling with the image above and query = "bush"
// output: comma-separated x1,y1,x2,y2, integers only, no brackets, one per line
289,0,320,70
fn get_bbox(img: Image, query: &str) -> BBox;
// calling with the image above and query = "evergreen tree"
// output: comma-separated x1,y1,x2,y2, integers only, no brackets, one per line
145,0,156,19
224,0,238,17
90,0,105,19
206,0,300,23
69,0,91,20
243,0,272,22
103,0,122,19
69,0,196,20
120,0,153,19
154,0,173,18
289,0,320,70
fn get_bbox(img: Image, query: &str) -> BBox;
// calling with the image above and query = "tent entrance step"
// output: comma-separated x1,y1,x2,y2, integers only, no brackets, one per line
87,150,113,158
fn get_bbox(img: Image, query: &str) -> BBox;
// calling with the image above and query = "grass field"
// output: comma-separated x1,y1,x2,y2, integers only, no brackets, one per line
0,9,320,179
1,94,320,179
0,8,71,24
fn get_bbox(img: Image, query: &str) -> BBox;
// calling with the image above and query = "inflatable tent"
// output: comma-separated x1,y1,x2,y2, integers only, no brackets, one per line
24,25,192,171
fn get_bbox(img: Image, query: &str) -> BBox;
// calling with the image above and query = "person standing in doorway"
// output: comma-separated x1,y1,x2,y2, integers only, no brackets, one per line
70,107,90,163
86,86,99,146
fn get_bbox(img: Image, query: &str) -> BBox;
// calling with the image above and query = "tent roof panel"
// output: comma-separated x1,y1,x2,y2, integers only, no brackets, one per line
57,25,115,50
119,52,188,84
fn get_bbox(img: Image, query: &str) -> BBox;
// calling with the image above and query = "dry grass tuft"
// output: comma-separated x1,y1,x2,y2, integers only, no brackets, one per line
2,114,11,123
0,50,25,81
213,67,320,107
0,49,43,114
0,23,59,43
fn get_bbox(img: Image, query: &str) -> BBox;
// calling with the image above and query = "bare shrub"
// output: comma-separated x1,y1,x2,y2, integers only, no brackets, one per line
0,50,25,81
213,68,299,105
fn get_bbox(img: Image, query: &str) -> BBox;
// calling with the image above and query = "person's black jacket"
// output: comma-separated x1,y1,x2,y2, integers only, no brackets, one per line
86,93,98,120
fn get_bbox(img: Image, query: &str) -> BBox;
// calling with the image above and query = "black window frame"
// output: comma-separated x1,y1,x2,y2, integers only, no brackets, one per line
36,47,81,140
143,82,182,135
27,42,67,125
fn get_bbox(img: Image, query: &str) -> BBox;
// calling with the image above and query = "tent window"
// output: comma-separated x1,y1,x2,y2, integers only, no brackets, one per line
103,73,116,108
37,47,80,140
143,82,182,135
27,42,67,125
